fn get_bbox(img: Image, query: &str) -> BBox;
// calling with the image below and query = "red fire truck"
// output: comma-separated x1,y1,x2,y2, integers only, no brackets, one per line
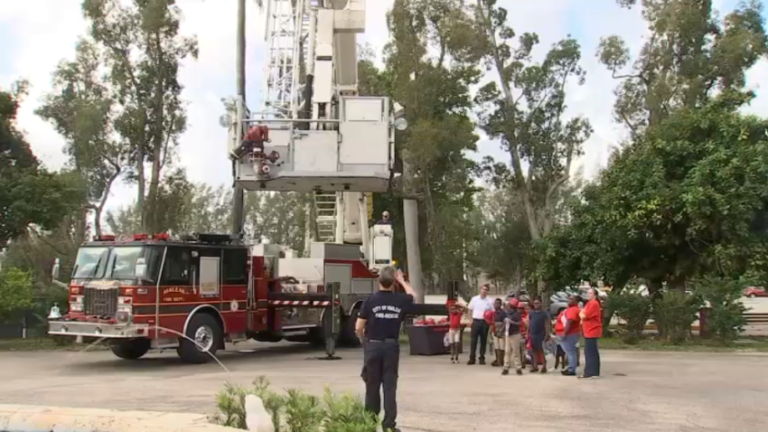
48,232,395,363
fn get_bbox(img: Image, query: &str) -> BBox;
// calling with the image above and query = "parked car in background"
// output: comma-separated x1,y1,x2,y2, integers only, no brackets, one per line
505,290,530,304
743,287,767,298
549,295,568,317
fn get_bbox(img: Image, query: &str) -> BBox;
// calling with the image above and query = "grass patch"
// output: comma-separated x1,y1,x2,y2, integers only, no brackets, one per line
599,336,768,353
0,337,109,352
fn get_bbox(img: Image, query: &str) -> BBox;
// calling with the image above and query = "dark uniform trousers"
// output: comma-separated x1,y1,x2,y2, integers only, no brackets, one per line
362,339,400,429
469,318,489,361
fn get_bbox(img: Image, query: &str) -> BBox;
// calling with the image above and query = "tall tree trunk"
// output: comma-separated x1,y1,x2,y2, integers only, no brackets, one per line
145,30,166,233
94,166,121,238
402,157,424,303
137,144,146,231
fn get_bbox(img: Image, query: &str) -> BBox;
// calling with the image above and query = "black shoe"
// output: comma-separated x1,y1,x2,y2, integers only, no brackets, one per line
479,358,486,365
502,369,509,375
516,369,523,375
529,367,539,373
467,359,476,365
561,370,576,376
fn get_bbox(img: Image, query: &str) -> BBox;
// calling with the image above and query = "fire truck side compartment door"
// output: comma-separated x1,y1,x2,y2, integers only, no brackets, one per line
325,264,352,295
200,257,220,297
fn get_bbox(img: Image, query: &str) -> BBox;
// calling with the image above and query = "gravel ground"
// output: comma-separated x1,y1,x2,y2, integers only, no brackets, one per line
0,342,766,432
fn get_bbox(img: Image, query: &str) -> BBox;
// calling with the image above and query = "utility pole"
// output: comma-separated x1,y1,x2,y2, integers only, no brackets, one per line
402,160,424,304
232,0,247,238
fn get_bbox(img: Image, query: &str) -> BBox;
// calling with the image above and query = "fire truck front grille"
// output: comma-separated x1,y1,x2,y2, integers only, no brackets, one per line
84,288,118,316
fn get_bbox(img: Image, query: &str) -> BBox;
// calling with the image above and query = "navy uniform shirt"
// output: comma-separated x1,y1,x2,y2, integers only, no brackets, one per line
358,291,414,340
496,309,521,335
528,310,550,338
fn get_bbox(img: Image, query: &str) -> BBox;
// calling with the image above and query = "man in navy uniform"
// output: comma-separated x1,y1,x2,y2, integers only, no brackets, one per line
356,265,415,432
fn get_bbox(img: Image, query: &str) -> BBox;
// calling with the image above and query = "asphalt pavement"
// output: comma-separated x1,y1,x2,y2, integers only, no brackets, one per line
0,342,766,432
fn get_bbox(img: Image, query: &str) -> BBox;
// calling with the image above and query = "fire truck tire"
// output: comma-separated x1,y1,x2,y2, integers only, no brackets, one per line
309,308,341,347
177,313,223,364
340,306,362,347
110,338,151,360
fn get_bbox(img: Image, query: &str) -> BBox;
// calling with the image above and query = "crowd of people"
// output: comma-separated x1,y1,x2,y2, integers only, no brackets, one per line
447,285,604,379
357,270,604,432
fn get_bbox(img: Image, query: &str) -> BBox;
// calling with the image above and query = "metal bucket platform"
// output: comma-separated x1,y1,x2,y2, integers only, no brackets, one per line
230,97,398,193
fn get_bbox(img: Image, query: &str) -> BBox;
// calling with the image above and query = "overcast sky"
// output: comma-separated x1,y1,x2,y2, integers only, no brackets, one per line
1,0,766,217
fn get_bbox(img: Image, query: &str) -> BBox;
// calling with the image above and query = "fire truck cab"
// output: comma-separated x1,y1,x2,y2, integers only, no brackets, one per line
48,232,380,363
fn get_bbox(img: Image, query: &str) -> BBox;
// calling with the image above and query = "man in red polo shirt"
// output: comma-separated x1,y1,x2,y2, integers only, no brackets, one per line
556,295,582,376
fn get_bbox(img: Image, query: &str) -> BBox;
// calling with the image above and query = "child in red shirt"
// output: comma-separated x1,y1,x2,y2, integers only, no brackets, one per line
447,301,465,363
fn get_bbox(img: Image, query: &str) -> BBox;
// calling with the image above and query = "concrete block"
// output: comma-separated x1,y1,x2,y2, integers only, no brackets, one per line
245,395,274,432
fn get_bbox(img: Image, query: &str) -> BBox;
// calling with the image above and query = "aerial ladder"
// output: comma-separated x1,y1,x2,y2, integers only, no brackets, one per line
223,0,401,263
221,0,449,354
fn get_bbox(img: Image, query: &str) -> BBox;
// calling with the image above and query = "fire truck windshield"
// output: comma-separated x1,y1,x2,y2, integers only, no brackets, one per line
72,246,160,281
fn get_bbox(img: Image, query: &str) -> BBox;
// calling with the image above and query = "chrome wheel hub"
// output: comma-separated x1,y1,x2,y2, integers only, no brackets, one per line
194,325,214,352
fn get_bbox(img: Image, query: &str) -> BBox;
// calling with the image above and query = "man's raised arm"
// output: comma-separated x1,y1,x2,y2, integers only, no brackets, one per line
395,270,416,297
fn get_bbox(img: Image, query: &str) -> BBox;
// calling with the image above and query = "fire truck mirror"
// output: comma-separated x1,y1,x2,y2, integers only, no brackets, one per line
51,258,61,280
135,257,147,279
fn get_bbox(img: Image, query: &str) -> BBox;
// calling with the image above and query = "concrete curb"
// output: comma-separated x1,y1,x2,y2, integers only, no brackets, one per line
0,404,239,432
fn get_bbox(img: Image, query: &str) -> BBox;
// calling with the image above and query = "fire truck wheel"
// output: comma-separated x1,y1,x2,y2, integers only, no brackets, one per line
340,306,362,347
177,313,223,364
110,338,151,360
309,308,341,347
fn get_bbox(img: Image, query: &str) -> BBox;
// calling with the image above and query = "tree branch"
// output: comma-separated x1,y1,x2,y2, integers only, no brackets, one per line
27,226,68,256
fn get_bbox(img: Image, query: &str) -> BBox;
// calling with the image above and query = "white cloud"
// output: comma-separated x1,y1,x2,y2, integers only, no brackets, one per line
1,0,766,218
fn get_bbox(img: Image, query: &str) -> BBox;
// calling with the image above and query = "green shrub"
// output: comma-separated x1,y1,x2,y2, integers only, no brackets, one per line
214,376,377,431
605,289,652,344
652,290,701,344
215,382,250,429
690,276,747,341
284,389,324,432
322,388,379,432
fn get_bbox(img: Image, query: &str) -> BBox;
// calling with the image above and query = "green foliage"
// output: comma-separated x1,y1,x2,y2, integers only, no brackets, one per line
36,38,124,237
474,0,592,247
0,85,81,247
534,0,768,307
214,377,376,432
106,185,309,254
691,276,748,341
598,0,768,134
0,267,35,323
605,288,653,343
381,0,481,281
652,291,701,344
215,382,250,429
82,0,199,232
464,186,531,288
284,389,324,432
322,388,378,432
542,91,768,303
